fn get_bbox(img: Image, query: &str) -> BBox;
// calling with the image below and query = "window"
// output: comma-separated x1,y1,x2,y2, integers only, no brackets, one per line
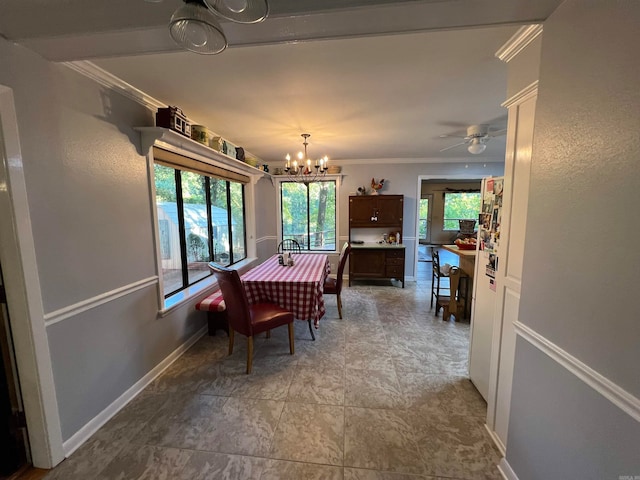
154,160,247,298
280,180,336,251
443,191,481,230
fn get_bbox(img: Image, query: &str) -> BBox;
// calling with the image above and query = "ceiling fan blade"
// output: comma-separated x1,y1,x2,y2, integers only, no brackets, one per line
439,140,467,152
489,128,507,137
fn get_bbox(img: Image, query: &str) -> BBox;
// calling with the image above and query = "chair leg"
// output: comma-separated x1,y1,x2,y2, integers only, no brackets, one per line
228,328,235,355
337,294,343,319
288,322,295,355
246,336,254,374
307,319,316,341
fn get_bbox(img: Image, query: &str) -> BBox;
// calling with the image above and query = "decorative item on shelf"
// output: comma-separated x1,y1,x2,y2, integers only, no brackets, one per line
236,147,245,161
284,133,328,185
156,106,191,137
356,186,367,195
222,140,237,159
191,125,209,145
370,178,385,195
209,136,222,151
273,167,284,175
327,165,341,174
245,157,258,167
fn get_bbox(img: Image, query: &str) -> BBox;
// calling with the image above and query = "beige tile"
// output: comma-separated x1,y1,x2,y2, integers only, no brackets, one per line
199,397,285,456
344,407,426,475
135,393,228,449
397,373,486,417
345,368,406,409
98,445,192,480
287,365,345,405
346,342,395,371
413,414,502,479
270,403,344,465
260,459,344,480
344,467,445,480
176,451,267,480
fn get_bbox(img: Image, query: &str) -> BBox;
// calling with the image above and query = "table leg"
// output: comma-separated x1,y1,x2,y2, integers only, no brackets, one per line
308,319,316,341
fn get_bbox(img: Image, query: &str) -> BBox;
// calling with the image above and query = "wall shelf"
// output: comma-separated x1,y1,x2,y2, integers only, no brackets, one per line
136,127,267,184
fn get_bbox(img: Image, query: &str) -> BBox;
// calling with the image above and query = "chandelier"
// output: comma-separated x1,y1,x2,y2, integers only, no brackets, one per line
284,134,328,184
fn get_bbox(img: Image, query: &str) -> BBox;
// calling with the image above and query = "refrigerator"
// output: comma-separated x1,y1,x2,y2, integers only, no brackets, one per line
468,176,503,401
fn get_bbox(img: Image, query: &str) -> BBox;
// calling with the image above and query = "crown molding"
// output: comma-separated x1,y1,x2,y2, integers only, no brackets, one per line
63,60,166,111
495,24,543,63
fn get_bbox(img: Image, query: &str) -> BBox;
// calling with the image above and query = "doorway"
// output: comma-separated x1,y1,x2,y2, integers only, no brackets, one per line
418,195,432,245
0,264,28,477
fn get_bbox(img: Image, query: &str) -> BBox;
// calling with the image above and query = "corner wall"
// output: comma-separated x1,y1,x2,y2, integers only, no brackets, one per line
506,1,640,477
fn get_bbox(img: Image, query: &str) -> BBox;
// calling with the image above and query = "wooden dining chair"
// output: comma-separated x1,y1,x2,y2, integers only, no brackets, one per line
324,242,351,319
431,249,451,311
208,263,295,374
277,238,302,253
436,266,461,321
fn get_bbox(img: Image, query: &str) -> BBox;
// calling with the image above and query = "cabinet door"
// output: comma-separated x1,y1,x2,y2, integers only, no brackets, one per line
376,195,403,227
349,196,376,227
350,250,385,278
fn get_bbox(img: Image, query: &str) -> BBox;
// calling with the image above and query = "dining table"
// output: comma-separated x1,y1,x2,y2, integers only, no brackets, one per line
241,253,331,340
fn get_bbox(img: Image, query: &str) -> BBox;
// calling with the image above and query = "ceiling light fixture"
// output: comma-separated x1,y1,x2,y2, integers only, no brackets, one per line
169,0,227,54
203,0,269,23
169,0,269,55
284,134,329,185
467,137,487,154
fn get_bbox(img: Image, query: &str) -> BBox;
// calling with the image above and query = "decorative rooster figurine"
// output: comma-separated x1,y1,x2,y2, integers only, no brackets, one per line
371,178,385,195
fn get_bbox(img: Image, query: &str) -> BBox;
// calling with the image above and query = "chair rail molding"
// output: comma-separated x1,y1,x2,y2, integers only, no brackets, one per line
515,321,640,422
44,276,159,327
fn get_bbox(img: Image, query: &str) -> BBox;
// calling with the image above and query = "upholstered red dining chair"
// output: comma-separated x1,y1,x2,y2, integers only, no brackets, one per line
324,242,351,319
208,263,295,374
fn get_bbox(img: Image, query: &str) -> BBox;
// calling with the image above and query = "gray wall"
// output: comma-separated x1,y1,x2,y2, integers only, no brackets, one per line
507,1,640,477
0,40,209,442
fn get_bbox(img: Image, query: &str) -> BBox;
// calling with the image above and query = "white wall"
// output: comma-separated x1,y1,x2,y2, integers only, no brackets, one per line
505,1,640,477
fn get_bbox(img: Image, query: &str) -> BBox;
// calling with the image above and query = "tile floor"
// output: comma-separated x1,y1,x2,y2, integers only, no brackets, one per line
44,275,502,480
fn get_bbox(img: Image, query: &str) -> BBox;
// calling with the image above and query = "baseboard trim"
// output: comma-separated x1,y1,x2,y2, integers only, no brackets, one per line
44,276,159,327
498,458,519,480
61,325,207,457
484,422,506,456
515,321,640,422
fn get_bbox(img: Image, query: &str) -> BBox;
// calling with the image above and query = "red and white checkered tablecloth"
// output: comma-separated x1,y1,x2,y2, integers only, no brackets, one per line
242,254,330,326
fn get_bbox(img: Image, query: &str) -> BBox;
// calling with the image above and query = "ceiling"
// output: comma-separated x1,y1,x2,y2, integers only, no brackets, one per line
0,0,562,165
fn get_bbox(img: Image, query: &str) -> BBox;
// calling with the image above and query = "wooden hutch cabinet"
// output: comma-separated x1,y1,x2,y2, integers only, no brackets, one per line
348,194,405,287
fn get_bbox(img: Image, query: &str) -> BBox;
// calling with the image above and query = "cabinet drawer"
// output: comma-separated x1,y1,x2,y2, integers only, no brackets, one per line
385,265,404,277
386,250,404,259
385,258,403,266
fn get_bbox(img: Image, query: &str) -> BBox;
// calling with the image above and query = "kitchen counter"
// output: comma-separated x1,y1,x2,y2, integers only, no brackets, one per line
441,244,477,319
350,242,405,250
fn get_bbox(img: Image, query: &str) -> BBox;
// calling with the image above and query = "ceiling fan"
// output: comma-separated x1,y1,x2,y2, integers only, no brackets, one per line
439,124,506,154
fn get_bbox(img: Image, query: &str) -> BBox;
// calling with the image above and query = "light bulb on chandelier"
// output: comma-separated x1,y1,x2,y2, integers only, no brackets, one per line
284,134,329,184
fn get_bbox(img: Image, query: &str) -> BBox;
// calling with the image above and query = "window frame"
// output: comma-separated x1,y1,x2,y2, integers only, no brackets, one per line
442,191,482,231
275,175,342,254
155,164,248,300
